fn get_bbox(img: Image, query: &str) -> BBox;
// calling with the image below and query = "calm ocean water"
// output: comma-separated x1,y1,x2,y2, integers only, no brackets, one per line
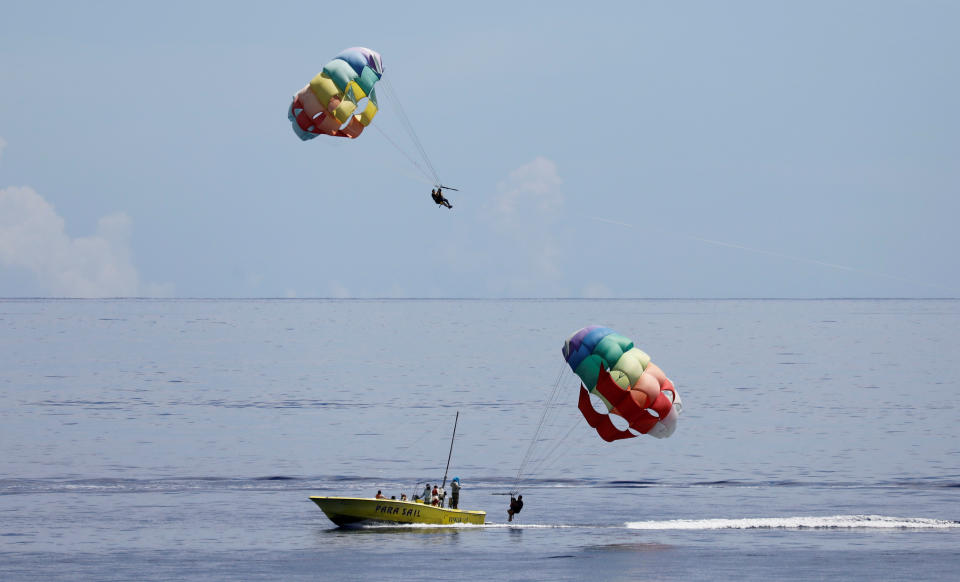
1,299,958,581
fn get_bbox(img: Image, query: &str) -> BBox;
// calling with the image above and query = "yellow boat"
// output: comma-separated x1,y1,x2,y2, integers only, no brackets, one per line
312,413,485,527
310,496,486,527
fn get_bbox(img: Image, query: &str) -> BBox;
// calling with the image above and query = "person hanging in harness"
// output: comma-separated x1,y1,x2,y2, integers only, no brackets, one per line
431,187,453,209
508,494,523,522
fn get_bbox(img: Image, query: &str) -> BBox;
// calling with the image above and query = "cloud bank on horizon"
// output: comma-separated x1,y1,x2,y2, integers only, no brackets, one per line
0,174,172,298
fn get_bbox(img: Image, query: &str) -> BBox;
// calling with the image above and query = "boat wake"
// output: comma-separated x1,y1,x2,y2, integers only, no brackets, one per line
349,522,574,530
625,515,960,530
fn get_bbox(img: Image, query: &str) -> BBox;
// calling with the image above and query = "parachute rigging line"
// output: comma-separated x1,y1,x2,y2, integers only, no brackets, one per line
518,368,598,482
525,412,589,478
374,124,435,184
379,77,443,187
511,361,569,494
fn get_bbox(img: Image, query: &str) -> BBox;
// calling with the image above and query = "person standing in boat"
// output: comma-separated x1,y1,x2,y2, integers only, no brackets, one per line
449,477,461,509
508,494,523,522
431,485,440,506
420,483,431,503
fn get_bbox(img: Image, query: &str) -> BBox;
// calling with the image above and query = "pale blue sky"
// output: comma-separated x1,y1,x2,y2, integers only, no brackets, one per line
2,1,957,297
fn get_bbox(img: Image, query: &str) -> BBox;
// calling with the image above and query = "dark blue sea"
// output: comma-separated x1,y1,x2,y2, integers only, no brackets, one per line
1,299,958,581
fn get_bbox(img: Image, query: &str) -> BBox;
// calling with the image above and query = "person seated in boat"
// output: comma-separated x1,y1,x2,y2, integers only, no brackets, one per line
449,477,461,509
431,485,440,506
375,490,385,499
508,494,523,522
400,493,407,501
390,495,396,500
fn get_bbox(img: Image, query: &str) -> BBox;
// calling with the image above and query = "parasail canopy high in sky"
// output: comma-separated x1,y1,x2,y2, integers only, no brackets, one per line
288,47,383,140
563,326,683,442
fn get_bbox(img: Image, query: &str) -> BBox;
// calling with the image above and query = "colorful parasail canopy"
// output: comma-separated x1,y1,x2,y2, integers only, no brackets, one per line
288,47,383,140
563,326,683,442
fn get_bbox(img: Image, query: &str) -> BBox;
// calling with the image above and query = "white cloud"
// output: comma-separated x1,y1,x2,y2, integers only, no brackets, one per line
329,281,351,298
0,186,172,297
493,156,564,224
477,157,566,292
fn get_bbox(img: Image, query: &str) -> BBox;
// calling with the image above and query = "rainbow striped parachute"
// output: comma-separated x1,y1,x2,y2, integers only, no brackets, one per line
563,326,683,442
288,47,383,140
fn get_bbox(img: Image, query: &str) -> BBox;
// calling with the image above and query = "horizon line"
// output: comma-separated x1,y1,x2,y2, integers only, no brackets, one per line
1,296,957,301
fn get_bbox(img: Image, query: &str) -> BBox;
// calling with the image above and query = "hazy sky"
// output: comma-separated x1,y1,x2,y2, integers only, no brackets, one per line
2,1,957,298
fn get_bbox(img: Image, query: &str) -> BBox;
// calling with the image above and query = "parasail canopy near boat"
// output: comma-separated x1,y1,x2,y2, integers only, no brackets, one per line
563,325,683,442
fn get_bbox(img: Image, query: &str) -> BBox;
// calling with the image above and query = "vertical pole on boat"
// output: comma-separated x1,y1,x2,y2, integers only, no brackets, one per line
442,411,459,489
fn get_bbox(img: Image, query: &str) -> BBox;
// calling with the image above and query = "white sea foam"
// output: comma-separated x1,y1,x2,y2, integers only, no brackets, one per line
357,522,574,530
625,515,960,530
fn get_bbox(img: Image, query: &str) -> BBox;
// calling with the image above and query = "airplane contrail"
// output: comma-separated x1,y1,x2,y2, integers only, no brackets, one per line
588,216,925,287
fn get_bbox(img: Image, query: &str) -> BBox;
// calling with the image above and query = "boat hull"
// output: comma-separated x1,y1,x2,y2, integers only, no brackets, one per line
310,496,486,527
